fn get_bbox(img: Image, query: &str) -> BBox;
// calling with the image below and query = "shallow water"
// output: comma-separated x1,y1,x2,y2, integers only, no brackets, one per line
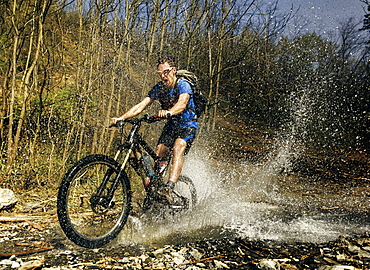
115,146,370,247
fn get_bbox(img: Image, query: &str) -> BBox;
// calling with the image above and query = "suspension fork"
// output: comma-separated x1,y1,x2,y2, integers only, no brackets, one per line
118,123,141,171
92,123,140,209
90,167,117,209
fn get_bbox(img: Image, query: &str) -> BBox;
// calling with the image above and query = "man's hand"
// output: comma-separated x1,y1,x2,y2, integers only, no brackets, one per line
158,110,173,118
110,117,124,126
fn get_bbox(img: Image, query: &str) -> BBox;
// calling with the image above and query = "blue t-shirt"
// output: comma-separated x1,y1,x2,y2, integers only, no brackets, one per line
148,79,198,129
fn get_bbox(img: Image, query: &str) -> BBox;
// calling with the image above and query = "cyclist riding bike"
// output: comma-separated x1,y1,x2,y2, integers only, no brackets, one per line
110,56,198,202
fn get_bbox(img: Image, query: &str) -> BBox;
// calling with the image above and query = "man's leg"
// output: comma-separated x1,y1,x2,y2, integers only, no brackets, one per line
167,138,187,185
156,143,169,158
157,127,196,202
157,138,186,202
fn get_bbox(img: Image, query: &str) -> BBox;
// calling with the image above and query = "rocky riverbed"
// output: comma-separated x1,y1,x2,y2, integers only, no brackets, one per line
1,147,369,270
1,208,370,270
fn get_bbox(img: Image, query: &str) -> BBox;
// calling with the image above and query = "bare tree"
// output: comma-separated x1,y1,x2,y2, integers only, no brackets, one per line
5,0,53,171
337,17,366,69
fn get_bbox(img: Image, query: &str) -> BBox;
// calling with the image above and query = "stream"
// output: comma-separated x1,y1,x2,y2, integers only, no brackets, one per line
1,142,369,269
115,146,370,248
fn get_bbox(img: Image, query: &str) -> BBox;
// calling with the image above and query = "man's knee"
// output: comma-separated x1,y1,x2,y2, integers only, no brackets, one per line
156,144,169,157
172,139,187,156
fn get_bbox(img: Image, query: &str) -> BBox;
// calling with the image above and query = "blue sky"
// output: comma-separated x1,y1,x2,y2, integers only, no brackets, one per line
277,0,367,35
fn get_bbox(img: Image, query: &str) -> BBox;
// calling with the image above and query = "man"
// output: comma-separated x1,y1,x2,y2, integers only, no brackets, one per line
110,56,198,202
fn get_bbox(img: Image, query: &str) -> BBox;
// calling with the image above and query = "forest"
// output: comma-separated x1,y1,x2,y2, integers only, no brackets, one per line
0,0,369,190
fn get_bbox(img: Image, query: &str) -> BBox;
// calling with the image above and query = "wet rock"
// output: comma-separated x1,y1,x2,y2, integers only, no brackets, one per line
18,258,45,270
0,189,17,210
0,258,21,269
152,261,166,269
214,259,230,269
170,251,187,265
180,247,203,260
257,259,281,270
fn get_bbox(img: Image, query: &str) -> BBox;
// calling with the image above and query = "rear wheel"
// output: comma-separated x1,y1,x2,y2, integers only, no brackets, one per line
57,154,131,248
171,175,197,212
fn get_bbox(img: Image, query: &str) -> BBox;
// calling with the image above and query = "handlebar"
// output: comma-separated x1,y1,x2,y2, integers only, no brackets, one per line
110,114,164,128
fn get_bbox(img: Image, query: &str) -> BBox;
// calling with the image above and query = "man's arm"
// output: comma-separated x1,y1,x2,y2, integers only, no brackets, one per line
111,96,153,124
158,93,189,118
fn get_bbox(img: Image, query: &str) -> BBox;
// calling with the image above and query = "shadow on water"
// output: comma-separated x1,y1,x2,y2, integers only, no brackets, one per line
115,146,370,247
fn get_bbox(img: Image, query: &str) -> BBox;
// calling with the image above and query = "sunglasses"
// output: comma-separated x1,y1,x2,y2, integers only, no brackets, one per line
157,67,173,76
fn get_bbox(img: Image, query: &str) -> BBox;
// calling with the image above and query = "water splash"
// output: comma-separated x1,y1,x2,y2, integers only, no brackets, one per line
115,86,369,246
115,146,369,247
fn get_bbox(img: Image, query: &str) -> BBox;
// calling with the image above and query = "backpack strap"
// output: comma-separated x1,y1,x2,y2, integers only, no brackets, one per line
174,77,197,118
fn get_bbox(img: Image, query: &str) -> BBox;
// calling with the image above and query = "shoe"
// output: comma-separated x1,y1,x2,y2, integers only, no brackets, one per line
158,186,174,204
142,196,152,212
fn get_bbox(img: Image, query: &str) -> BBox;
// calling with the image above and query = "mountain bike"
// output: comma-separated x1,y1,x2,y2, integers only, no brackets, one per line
57,114,197,249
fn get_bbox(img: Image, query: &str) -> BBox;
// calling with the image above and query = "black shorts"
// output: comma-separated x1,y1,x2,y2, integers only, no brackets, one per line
158,125,197,155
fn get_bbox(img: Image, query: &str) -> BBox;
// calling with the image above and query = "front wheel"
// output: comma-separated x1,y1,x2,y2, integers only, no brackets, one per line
57,154,131,248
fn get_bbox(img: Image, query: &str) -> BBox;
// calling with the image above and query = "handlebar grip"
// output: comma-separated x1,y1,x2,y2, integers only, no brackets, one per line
109,119,125,128
116,120,125,127
110,115,164,127
146,115,163,123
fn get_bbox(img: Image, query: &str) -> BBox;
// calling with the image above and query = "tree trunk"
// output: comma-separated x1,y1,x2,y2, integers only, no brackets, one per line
6,0,20,171
6,0,49,171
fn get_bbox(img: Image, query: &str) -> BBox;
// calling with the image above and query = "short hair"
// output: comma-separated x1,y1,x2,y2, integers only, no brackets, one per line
157,56,177,68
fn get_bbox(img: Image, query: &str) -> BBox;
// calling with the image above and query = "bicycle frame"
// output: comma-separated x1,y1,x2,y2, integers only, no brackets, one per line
112,115,166,190
116,123,157,169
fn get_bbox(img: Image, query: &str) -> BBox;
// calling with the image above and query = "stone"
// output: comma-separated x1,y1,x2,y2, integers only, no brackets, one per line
189,248,203,260
257,259,281,270
0,259,14,266
169,251,187,265
19,258,45,270
214,260,230,269
151,248,165,257
0,188,18,210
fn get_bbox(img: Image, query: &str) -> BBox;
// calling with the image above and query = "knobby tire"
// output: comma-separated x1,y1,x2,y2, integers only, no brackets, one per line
57,154,131,249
